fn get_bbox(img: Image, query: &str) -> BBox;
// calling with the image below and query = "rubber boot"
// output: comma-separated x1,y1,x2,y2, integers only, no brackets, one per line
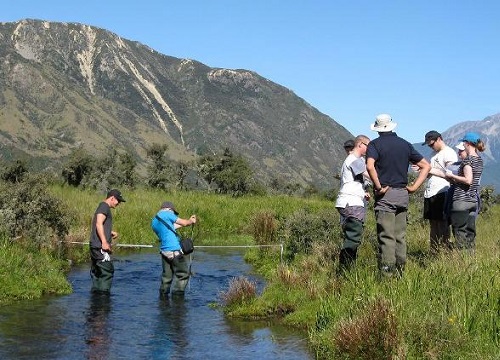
337,248,358,275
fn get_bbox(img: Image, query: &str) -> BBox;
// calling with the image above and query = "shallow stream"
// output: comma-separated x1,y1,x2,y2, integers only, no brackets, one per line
0,248,313,360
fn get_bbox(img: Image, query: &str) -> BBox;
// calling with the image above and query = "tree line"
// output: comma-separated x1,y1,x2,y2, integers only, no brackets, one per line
57,144,316,197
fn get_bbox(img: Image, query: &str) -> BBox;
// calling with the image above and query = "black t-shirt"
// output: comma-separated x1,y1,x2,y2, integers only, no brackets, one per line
366,132,423,188
89,201,112,249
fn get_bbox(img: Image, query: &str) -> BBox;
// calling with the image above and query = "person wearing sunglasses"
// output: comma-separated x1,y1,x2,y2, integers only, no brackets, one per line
420,130,458,254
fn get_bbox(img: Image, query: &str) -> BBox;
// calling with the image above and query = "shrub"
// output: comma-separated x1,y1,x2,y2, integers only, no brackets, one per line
0,174,73,248
252,211,277,245
333,298,400,360
280,207,341,260
219,276,257,307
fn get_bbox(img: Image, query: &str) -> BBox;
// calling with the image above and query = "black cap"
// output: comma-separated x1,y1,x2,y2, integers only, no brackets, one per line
161,201,178,215
343,139,355,150
422,130,441,145
107,189,126,202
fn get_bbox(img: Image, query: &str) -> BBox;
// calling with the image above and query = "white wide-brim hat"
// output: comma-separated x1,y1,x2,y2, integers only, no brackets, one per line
370,113,397,132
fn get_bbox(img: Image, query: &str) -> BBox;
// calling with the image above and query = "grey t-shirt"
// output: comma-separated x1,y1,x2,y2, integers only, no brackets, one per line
89,201,112,249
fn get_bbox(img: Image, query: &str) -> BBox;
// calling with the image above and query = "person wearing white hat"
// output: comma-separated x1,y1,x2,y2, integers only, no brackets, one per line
366,114,430,278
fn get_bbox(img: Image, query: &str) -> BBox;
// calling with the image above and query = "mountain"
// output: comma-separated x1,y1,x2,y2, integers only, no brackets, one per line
0,19,353,189
414,113,500,190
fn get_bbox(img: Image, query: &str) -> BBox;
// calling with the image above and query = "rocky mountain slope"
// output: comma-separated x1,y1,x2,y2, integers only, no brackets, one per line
415,113,500,190
1,19,498,191
0,19,353,189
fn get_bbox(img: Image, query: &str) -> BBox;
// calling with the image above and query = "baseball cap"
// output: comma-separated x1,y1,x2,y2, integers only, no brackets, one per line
161,201,179,215
459,132,481,145
422,131,441,145
107,189,126,202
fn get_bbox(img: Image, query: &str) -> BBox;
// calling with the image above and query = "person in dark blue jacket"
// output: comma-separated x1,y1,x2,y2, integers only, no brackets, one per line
366,114,430,278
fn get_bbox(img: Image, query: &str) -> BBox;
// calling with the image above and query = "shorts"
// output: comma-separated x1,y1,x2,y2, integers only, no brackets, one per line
424,192,446,220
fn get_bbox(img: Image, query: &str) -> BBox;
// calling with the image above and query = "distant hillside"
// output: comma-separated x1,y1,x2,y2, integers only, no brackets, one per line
414,113,500,191
0,19,353,189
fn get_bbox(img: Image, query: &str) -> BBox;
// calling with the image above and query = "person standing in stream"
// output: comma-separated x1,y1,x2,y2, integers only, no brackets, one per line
89,189,126,293
151,201,197,298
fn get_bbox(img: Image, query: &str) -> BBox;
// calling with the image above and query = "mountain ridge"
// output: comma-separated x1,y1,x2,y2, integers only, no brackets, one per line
1,19,499,191
0,19,352,188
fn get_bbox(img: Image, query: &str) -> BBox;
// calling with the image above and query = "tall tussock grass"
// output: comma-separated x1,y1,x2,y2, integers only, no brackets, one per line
333,298,399,360
219,276,257,307
238,201,500,359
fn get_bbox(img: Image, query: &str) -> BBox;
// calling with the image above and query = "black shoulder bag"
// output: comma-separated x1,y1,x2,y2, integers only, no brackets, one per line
155,215,194,255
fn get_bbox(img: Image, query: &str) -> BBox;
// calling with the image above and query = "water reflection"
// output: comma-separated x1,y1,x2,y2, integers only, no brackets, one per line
85,292,112,360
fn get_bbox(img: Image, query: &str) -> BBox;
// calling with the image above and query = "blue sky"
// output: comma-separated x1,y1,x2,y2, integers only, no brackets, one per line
2,0,499,143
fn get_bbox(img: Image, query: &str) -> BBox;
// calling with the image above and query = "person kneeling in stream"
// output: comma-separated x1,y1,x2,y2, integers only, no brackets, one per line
151,201,197,298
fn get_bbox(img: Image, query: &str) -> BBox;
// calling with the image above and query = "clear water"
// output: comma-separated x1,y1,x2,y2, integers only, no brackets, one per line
0,248,313,360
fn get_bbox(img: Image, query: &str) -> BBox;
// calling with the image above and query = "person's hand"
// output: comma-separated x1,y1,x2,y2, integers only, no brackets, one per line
364,192,371,201
445,169,453,178
101,240,112,253
111,231,118,239
374,186,389,195
190,215,197,225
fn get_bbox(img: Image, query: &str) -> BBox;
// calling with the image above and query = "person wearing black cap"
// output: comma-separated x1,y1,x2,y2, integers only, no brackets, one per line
335,135,372,273
151,201,197,297
419,130,458,254
343,139,355,154
89,189,126,293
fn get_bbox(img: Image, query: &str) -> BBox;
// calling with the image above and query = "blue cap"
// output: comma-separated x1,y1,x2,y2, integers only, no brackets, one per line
459,132,481,145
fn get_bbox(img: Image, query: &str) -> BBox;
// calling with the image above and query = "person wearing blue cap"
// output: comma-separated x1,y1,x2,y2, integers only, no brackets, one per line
444,132,485,252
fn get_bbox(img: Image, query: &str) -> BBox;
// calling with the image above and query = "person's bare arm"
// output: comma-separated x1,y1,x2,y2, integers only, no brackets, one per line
366,158,389,195
175,215,197,228
407,158,431,193
446,164,473,185
96,213,111,252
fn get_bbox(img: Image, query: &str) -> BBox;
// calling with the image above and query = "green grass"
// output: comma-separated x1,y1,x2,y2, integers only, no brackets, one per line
0,236,72,305
229,204,500,359
3,186,499,358
49,185,331,247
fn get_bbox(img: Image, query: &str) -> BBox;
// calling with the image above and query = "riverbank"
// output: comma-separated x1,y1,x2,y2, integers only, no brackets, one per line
0,237,72,305
229,205,500,359
0,186,330,305
2,186,499,358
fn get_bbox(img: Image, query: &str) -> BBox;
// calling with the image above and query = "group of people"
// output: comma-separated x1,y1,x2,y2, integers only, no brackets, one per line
89,189,197,295
335,113,484,278
87,113,485,292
